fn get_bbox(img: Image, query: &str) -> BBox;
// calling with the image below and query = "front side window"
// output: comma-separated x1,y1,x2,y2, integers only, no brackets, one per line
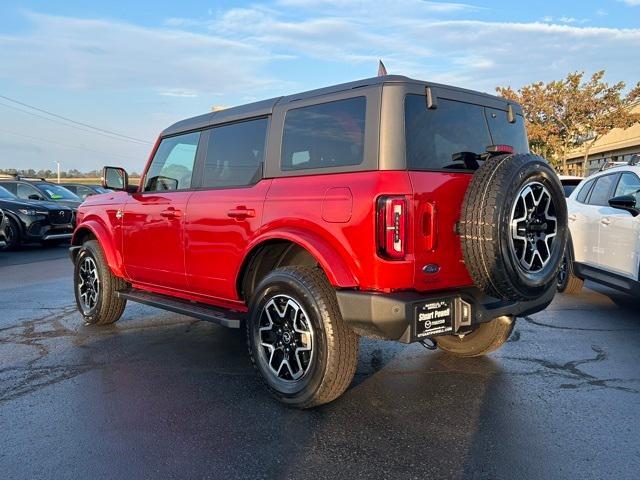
588,174,617,206
614,172,640,204
281,97,366,171
144,131,200,192
16,183,43,200
202,118,268,188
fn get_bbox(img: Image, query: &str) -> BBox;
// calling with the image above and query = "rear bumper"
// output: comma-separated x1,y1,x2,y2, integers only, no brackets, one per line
336,286,555,343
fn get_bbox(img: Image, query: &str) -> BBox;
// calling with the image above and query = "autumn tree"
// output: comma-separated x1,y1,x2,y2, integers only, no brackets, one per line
497,71,640,174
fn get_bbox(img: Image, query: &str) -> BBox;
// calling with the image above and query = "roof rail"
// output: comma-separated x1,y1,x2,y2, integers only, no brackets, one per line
599,160,628,172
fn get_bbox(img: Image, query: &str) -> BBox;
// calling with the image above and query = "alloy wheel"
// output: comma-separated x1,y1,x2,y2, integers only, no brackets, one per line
257,294,314,382
509,181,558,273
78,256,100,312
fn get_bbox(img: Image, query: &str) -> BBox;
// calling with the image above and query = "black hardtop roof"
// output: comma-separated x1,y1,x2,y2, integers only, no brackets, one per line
162,74,520,137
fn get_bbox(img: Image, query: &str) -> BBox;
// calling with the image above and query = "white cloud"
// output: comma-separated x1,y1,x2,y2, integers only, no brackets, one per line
619,0,640,5
0,11,279,97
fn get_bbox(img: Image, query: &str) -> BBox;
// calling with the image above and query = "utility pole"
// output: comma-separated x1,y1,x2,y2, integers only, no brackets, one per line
55,161,61,184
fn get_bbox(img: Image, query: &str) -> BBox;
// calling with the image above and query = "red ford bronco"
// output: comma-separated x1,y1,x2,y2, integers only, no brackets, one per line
71,75,567,408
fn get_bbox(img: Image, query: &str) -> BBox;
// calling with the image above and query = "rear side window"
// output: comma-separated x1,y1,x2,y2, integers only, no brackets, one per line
576,179,594,203
281,97,366,171
405,96,529,171
588,174,617,206
202,118,268,188
144,132,200,192
614,172,640,204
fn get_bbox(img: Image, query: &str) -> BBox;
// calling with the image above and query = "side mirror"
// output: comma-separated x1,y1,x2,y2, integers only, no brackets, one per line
608,195,639,216
102,166,130,192
28,194,43,201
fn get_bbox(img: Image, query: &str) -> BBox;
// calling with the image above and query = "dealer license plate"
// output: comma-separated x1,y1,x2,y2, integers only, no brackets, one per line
414,299,454,339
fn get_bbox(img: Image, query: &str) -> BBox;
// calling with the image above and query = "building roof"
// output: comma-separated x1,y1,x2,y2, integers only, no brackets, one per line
567,104,640,161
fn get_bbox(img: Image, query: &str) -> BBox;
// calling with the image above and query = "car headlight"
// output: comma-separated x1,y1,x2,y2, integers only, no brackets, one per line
18,208,47,216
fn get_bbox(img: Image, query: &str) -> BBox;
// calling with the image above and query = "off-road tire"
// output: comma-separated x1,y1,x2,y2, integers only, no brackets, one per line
74,240,127,325
437,316,515,357
557,251,584,294
460,153,567,301
247,266,359,408
2,216,20,250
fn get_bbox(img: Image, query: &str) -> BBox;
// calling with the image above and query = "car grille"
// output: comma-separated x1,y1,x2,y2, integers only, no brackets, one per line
49,210,73,225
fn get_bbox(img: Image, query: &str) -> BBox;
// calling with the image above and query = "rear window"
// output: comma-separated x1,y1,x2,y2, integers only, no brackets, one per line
281,97,366,171
405,95,529,171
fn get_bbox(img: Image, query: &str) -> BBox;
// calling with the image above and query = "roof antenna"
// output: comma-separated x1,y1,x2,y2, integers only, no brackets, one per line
377,60,388,77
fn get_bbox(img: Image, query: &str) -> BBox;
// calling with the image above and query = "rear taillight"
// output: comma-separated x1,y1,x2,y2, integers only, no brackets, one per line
486,144,514,155
376,196,407,260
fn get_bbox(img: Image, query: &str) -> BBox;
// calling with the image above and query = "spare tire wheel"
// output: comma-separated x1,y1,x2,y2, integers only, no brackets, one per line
459,153,567,301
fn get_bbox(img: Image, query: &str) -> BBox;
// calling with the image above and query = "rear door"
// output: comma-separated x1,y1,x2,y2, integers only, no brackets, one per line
568,178,596,265
584,173,619,269
598,172,640,279
184,117,270,301
122,131,201,290
404,93,529,291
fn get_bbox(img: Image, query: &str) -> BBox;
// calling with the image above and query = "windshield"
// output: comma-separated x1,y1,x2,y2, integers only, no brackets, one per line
0,185,16,199
39,184,81,201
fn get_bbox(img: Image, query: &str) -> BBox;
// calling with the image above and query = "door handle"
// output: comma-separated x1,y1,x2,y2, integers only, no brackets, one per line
227,207,256,219
601,217,611,226
568,214,577,222
160,208,182,219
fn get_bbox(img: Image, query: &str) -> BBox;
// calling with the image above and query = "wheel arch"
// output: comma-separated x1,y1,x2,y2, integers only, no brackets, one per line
71,220,126,278
237,229,358,301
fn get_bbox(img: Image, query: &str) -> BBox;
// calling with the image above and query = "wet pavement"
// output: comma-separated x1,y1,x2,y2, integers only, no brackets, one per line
1,245,639,479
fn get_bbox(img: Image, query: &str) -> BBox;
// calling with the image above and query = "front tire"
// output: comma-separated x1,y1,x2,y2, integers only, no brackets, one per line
74,240,127,325
2,217,20,250
437,316,515,357
247,266,359,408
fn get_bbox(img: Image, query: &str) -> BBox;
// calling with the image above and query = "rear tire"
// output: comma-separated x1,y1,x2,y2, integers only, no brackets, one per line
436,316,515,357
247,266,359,408
74,240,127,325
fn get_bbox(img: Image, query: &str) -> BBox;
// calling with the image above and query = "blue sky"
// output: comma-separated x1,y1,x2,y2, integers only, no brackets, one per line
0,0,639,172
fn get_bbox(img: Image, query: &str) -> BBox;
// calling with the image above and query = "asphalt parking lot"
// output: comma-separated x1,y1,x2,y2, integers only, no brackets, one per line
1,246,639,480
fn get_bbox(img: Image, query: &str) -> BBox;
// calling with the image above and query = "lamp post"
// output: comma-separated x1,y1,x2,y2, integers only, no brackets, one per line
55,161,61,184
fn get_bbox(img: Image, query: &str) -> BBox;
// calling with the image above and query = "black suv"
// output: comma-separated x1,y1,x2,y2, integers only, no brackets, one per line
0,176,82,210
0,185,75,249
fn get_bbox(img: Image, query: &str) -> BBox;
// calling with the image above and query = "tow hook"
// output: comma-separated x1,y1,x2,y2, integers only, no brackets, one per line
421,338,438,350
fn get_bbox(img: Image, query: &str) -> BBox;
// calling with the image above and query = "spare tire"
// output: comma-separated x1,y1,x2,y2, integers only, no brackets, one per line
459,153,567,301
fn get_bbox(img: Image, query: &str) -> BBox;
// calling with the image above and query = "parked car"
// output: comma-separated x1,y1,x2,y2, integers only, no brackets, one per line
71,75,567,407
61,184,111,201
0,175,82,210
0,208,7,249
558,156,640,294
559,175,584,197
0,185,75,249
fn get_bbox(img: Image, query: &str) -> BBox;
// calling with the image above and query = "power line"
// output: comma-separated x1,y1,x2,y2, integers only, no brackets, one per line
0,128,141,162
0,100,150,147
0,94,153,146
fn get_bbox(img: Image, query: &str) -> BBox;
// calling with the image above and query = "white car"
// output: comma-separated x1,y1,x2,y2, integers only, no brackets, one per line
558,157,640,294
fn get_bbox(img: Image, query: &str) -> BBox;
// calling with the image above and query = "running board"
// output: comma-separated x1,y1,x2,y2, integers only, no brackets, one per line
116,289,243,328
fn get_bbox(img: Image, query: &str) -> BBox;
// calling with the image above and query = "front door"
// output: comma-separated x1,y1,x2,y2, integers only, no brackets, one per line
122,131,201,291
598,172,640,279
184,117,270,301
